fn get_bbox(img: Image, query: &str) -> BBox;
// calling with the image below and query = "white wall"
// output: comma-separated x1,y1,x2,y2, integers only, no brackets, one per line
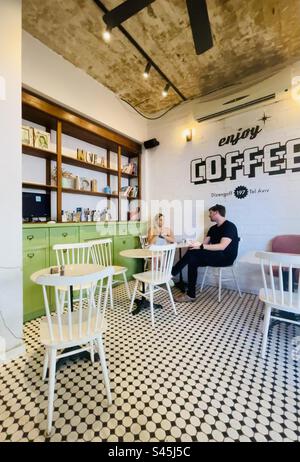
146,74,300,293
0,0,24,360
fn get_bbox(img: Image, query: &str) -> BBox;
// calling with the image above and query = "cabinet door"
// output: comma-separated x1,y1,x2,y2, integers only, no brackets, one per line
49,227,80,266
23,228,48,250
80,225,103,243
113,236,142,280
23,248,49,322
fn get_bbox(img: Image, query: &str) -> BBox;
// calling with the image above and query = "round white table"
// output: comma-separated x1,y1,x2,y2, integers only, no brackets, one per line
31,263,105,283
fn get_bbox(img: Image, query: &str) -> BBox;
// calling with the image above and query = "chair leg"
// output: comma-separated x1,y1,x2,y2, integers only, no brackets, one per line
261,304,271,358
129,280,139,312
42,348,49,381
218,268,222,302
96,335,112,406
232,267,242,297
109,278,114,309
166,282,177,315
47,348,57,435
200,267,208,292
122,272,131,300
149,284,155,327
90,341,95,363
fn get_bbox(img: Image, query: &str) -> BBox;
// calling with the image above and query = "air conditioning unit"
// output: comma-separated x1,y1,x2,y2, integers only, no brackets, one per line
193,67,292,123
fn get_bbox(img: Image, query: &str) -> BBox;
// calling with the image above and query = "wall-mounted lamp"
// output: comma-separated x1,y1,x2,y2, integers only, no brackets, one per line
102,26,112,42
291,76,300,102
162,83,170,98
183,129,193,142
143,62,151,79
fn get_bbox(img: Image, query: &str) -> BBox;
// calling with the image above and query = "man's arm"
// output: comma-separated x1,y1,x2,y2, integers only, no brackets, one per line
203,237,232,251
188,235,211,249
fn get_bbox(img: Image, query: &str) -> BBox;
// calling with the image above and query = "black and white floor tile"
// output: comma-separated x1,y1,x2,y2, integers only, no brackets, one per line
0,283,299,442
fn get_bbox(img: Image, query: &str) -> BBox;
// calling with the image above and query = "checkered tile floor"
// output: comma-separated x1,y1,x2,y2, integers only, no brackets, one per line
0,283,299,442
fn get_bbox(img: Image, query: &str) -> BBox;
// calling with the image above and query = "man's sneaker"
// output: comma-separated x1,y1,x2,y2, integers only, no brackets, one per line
168,279,175,288
174,294,196,303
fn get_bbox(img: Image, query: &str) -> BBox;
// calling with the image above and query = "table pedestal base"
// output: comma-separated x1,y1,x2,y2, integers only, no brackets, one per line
131,298,162,315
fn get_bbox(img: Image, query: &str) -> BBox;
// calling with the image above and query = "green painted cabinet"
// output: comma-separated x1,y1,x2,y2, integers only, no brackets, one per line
23,222,146,322
23,247,49,322
113,235,142,280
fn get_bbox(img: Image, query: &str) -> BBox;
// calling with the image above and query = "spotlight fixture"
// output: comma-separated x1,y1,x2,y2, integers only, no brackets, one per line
143,62,151,79
102,26,112,42
162,83,170,98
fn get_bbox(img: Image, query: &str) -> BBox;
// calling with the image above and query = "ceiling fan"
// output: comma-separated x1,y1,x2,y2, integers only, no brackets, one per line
102,0,213,55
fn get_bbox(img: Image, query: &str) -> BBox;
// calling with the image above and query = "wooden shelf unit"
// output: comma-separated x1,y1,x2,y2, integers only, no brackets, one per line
22,181,57,191
22,89,142,221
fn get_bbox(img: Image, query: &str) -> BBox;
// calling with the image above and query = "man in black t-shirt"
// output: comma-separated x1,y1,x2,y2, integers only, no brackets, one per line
172,204,239,302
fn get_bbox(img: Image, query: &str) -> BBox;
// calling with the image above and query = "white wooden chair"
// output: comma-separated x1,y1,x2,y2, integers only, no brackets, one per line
200,237,242,302
129,243,177,327
200,263,242,302
54,242,92,267
139,234,150,271
256,251,300,358
53,242,94,303
90,238,131,308
31,265,114,435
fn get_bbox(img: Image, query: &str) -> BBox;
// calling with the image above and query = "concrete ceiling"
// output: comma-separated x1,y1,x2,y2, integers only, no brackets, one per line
23,0,300,117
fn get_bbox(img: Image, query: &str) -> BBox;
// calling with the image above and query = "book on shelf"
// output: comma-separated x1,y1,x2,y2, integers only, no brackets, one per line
122,162,137,175
128,185,138,198
119,185,138,197
120,185,132,197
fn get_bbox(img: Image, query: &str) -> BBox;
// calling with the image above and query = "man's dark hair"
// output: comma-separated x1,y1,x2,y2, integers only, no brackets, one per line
209,204,226,217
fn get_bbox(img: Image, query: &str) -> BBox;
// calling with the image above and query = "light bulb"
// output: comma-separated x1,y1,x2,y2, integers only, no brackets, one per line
162,83,170,98
102,27,111,43
143,62,151,79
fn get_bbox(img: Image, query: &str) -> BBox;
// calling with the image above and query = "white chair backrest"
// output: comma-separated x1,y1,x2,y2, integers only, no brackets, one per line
139,235,148,249
53,242,92,266
32,265,114,345
90,239,113,267
149,243,176,284
256,251,300,309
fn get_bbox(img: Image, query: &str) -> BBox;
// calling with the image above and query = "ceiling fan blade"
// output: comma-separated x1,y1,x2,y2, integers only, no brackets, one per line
103,0,156,29
186,0,213,55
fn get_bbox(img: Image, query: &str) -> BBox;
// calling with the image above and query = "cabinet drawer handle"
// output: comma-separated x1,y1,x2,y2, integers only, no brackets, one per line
27,235,34,240
27,253,35,259
62,233,68,237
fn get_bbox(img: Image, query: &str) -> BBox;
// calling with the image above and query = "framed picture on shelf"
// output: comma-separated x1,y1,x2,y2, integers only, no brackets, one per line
86,152,94,164
77,149,86,162
22,125,34,146
80,177,91,191
33,129,50,150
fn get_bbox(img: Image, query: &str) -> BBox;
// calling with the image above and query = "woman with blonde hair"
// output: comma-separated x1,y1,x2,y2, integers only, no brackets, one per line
147,213,175,245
